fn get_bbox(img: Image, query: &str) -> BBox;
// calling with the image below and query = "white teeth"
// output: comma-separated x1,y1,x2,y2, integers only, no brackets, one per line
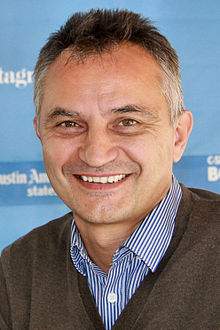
100,177,108,183
79,174,127,184
108,176,114,183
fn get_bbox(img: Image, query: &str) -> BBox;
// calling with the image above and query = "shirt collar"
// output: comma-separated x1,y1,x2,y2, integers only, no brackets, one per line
70,175,182,274
123,175,182,272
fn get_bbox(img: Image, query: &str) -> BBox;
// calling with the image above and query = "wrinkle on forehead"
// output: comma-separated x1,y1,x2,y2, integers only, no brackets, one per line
41,42,168,122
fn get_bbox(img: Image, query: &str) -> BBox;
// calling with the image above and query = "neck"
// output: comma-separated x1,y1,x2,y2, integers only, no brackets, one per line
74,216,142,274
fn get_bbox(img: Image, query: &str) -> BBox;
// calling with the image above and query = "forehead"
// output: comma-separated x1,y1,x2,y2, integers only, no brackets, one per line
41,43,166,114
46,42,162,80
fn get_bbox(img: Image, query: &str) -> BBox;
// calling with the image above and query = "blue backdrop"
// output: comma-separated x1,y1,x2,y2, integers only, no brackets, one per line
1,0,220,251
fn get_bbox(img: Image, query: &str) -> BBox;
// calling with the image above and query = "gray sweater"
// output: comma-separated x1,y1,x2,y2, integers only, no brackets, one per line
0,185,220,329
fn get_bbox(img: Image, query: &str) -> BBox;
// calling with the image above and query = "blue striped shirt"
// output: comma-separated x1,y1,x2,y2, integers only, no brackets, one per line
70,176,182,329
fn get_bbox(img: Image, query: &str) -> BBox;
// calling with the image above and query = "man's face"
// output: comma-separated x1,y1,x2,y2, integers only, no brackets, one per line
35,43,185,228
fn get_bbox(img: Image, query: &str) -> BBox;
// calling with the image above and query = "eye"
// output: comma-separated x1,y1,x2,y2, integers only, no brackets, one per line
55,120,86,135
59,121,79,128
118,119,137,126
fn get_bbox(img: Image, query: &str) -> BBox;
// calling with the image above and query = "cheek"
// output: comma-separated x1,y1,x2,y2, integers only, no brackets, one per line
42,138,77,170
122,134,174,171
120,136,157,160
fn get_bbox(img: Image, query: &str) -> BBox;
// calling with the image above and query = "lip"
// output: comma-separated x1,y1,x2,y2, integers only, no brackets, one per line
73,174,130,190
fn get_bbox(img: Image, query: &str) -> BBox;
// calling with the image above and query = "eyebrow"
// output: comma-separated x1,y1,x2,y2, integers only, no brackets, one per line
112,104,159,120
46,104,158,120
47,108,80,120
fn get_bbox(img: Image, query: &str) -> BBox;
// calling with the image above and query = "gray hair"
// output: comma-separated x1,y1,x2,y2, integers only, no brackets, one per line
33,9,184,125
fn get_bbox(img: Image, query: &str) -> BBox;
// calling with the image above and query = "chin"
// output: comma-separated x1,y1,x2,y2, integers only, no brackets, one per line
72,205,125,225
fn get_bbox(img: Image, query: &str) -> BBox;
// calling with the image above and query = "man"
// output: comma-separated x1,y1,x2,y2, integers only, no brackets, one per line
0,9,219,330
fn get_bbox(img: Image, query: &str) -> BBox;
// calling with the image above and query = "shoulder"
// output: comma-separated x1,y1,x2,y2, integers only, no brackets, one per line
186,185,219,220
1,212,73,266
167,185,220,282
178,184,219,246
186,185,220,218
180,184,220,215
0,212,74,329
186,185,220,201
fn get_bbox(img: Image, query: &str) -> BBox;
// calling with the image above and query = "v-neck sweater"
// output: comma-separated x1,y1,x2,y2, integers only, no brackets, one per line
0,184,219,329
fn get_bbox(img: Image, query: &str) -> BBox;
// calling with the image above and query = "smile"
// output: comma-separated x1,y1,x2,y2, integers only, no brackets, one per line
77,174,128,184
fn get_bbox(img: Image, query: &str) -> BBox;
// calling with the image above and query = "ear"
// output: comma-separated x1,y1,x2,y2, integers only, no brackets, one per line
33,117,41,141
173,110,193,163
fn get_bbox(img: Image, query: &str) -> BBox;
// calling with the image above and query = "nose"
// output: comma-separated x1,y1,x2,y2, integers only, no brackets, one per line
79,127,118,168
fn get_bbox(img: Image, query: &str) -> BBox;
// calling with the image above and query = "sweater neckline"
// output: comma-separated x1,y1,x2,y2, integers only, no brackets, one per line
75,184,194,329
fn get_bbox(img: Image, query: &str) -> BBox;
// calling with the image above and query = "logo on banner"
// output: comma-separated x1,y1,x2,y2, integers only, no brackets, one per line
0,167,56,197
0,67,33,88
0,162,60,206
173,155,219,194
207,155,220,181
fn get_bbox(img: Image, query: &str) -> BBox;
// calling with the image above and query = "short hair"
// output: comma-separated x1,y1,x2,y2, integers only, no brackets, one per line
34,9,184,124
